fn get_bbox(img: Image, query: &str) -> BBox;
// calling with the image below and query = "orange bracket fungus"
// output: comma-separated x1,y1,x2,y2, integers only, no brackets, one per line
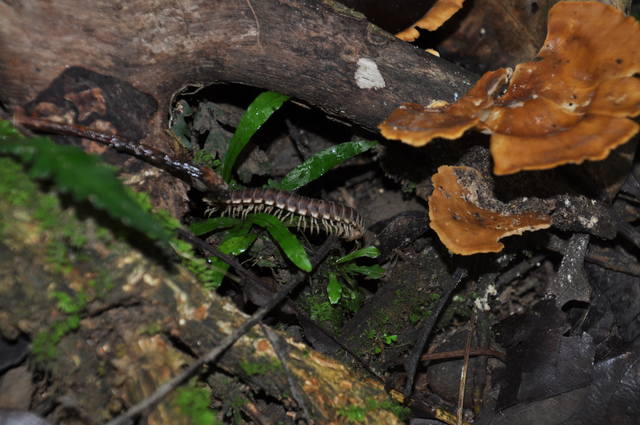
429,165,552,255
382,1,640,175
396,0,465,41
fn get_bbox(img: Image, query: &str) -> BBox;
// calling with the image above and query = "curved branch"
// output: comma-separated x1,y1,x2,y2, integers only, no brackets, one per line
0,0,476,140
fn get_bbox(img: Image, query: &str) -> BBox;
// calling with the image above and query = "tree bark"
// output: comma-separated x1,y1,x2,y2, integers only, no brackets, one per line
0,0,475,139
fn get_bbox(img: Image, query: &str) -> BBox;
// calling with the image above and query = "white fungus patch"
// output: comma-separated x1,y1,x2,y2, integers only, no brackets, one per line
474,284,498,311
354,58,385,90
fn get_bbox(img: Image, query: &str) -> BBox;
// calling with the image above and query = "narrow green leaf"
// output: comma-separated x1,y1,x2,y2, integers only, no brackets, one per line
336,246,381,264
218,232,257,256
189,217,242,235
327,273,343,304
342,263,385,279
247,213,312,272
221,91,289,182
270,140,378,191
0,121,171,242
208,223,255,288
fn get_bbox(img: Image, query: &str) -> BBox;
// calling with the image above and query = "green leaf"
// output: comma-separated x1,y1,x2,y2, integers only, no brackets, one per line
208,223,255,288
0,121,171,242
189,217,242,235
221,91,289,182
218,231,257,256
383,333,398,345
336,246,381,264
327,273,343,304
342,263,385,279
246,213,312,272
270,140,378,191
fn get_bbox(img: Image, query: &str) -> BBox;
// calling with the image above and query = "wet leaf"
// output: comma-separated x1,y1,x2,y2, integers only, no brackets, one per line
342,263,385,279
336,246,381,264
271,140,378,191
189,216,242,235
222,91,289,182
327,272,343,304
208,223,255,288
247,213,312,272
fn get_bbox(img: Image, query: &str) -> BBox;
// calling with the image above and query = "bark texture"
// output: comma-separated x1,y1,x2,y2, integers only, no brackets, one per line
0,0,475,138
0,157,402,424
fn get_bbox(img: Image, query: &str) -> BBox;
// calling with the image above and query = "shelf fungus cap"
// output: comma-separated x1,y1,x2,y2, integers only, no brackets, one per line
379,68,510,145
396,0,465,41
428,166,551,255
381,1,640,175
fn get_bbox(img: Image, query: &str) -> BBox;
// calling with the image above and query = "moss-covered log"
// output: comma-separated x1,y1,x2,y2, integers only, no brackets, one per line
0,157,404,424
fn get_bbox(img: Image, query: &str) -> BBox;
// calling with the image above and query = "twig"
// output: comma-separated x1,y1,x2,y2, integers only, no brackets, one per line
546,234,640,277
496,254,546,288
180,226,384,382
176,227,271,291
457,318,475,425
403,268,467,398
261,324,314,421
12,111,229,198
419,348,505,362
104,236,337,425
618,221,640,250
472,272,495,415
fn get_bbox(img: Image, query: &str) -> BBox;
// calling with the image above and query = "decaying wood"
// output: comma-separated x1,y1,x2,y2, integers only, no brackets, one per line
0,160,403,424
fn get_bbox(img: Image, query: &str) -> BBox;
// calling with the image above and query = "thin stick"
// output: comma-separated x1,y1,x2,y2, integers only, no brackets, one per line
420,348,505,362
457,318,475,425
104,236,336,425
177,227,270,291
12,112,228,197
261,324,313,421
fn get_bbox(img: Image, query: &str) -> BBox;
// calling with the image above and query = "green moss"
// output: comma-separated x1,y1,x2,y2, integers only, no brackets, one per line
338,405,367,422
173,382,221,425
192,150,220,169
88,274,115,298
239,358,281,376
46,239,73,275
52,290,88,314
375,399,410,420
138,322,163,336
32,315,81,365
337,397,409,423
0,158,34,207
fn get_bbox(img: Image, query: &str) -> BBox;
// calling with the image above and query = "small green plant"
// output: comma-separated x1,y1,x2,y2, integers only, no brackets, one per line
338,405,367,423
382,333,398,345
337,397,410,423
325,246,384,306
32,290,88,365
239,357,281,376
187,90,378,288
190,213,311,288
173,381,221,425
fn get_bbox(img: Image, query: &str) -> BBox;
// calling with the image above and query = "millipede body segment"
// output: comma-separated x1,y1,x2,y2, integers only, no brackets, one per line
208,188,365,241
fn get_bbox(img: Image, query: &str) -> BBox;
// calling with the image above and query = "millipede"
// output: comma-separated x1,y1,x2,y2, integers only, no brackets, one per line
14,113,366,241
207,188,365,241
